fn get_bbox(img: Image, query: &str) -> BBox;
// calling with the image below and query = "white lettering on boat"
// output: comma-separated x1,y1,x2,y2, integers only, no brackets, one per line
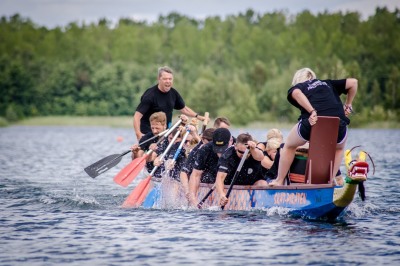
274,192,307,205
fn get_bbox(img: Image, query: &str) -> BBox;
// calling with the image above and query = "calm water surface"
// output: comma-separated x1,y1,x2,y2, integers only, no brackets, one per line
1,126,399,265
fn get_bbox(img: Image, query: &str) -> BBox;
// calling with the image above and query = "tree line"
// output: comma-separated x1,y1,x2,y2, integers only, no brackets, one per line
1,7,399,126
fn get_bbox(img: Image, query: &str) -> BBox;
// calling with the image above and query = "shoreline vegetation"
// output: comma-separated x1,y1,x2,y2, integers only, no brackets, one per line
5,116,400,129
2,11,400,127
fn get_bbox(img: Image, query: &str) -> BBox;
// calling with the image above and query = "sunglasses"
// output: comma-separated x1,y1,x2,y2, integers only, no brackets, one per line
236,149,246,154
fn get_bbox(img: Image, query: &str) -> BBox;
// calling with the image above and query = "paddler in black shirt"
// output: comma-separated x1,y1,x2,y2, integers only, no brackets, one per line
188,128,233,206
215,133,268,207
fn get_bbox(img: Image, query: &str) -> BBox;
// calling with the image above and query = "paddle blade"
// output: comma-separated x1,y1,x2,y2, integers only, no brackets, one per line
135,178,152,207
113,156,147,187
121,176,152,208
84,154,123,178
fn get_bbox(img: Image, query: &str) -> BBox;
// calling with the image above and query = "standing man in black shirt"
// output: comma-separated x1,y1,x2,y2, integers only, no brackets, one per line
133,66,206,141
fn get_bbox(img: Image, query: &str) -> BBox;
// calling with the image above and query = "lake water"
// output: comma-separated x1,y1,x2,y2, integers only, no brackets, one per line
1,126,399,265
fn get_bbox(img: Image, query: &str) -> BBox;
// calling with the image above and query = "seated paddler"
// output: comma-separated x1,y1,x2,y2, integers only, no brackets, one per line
215,133,268,207
130,111,167,162
180,128,215,203
187,128,232,206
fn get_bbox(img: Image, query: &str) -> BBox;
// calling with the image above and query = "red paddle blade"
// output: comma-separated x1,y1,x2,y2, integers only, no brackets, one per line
113,156,147,187
134,177,152,207
121,176,151,208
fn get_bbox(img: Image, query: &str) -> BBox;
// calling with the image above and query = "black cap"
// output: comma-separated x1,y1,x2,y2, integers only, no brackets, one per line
212,128,231,153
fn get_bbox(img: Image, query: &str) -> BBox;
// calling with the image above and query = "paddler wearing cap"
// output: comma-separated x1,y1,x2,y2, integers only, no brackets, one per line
180,128,215,202
187,128,233,206
215,133,268,207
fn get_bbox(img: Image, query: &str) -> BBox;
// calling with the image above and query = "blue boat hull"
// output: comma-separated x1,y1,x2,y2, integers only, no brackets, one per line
140,178,356,221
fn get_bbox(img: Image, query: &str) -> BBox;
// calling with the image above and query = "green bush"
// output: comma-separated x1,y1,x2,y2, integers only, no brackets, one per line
0,117,8,127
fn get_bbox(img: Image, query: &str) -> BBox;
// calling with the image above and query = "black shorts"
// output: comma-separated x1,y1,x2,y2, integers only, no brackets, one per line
297,118,347,144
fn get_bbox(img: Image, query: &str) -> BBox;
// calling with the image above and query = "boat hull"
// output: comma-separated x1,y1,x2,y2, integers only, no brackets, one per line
141,178,356,221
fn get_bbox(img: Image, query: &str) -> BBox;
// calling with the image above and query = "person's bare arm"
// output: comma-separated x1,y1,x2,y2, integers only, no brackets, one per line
180,171,191,200
261,155,274,169
188,169,203,206
257,142,273,169
187,125,201,143
247,141,263,161
179,106,205,121
130,144,144,160
291,89,315,114
215,172,228,206
344,78,358,116
291,88,318,126
133,111,143,141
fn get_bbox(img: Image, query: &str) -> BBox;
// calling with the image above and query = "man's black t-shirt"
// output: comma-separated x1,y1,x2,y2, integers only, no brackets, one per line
181,141,203,176
217,146,263,186
139,132,163,172
162,142,187,180
136,85,185,134
193,142,220,183
139,132,158,150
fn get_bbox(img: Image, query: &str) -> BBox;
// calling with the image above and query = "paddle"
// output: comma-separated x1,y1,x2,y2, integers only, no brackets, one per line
113,148,154,187
121,129,182,208
165,129,191,176
201,112,210,134
121,173,152,208
221,148,250,210
197,184,216,209
113,119,182,187
84,129,168,178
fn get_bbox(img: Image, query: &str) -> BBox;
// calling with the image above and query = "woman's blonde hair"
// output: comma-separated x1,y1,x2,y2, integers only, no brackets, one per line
291,68,316,86
266,128,283,142
266,137,282,151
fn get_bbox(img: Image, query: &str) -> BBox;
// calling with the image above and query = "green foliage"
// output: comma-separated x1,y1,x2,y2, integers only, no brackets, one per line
217,76,260,125
5,104,23,121
0,8,399,126
0,117,8,127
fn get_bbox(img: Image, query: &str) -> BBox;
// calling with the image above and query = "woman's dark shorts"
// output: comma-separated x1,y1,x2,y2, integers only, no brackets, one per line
297,118,347,144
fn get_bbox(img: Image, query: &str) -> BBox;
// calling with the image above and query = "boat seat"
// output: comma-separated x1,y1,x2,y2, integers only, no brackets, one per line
288,153,308,183
305,116,339,184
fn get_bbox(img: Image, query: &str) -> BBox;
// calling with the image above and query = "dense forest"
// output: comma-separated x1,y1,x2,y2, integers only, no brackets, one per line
0,7,399,126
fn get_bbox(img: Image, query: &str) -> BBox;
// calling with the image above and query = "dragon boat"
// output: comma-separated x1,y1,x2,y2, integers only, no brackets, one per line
135,117,371,221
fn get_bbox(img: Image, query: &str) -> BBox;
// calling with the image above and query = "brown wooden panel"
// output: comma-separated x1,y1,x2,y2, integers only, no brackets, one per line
305,116,339,184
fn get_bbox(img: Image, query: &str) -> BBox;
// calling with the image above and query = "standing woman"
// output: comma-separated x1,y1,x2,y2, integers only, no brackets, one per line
269,68,358,186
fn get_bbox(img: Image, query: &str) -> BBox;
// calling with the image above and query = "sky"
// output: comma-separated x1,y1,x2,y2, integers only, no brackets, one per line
1,0,400,28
